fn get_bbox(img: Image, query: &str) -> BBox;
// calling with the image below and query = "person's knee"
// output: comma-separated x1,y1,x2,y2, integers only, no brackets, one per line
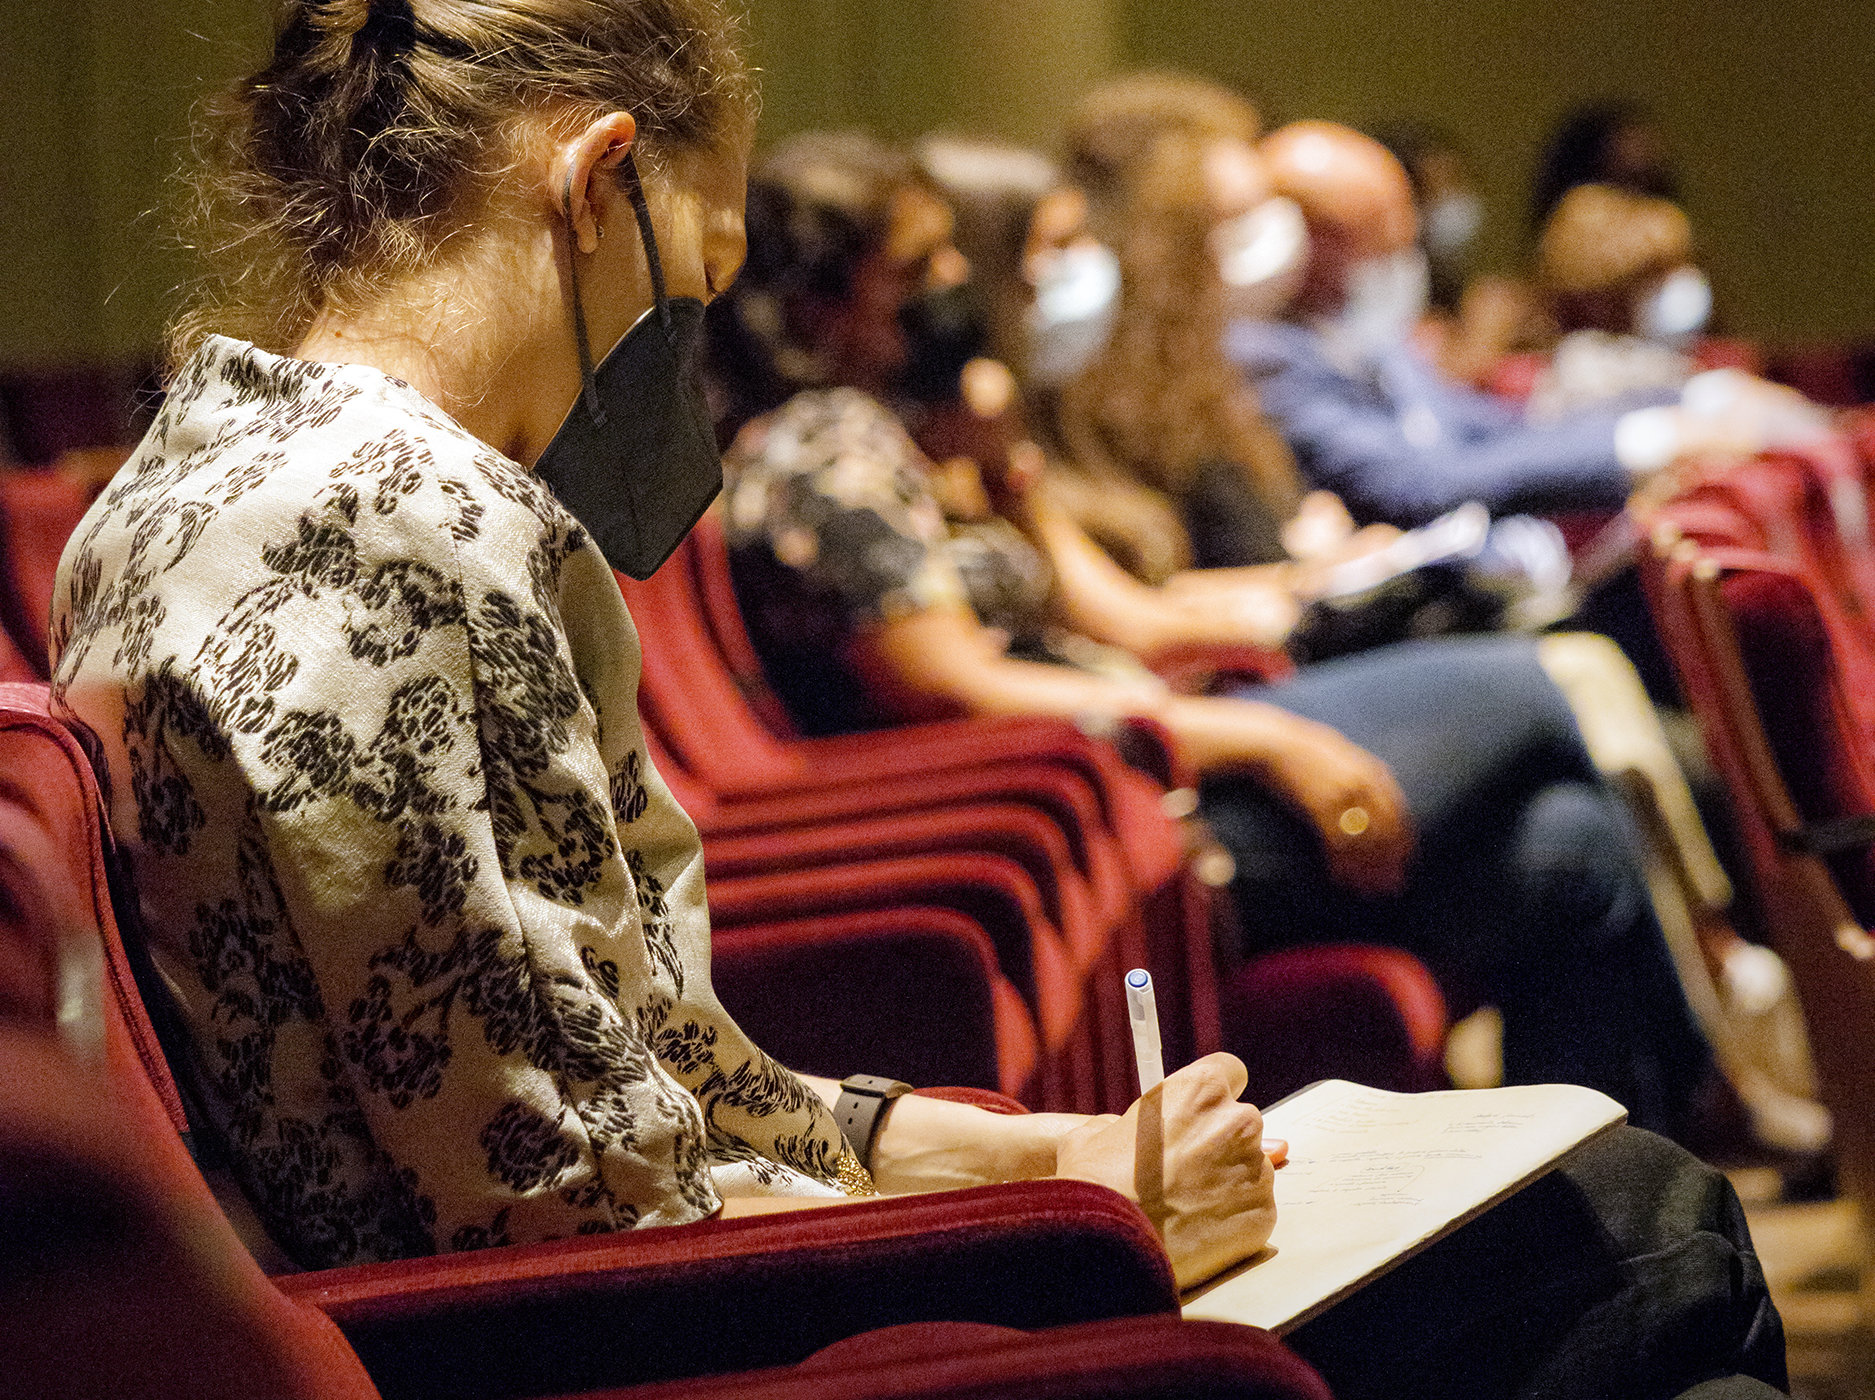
1509,780,1649,950
1556,1126,1744,1254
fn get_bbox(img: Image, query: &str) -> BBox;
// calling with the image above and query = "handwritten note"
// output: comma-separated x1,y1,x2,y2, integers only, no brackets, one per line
1181,1080,1626,1333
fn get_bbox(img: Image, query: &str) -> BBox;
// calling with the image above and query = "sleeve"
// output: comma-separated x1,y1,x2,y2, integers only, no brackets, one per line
1232,323,1637,526
726,392,972,624
222,455,839,1257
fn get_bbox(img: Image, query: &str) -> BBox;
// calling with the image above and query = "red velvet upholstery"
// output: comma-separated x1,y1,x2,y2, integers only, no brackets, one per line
1219,947,1450,1108
596,1317,1333,1400
0,1038,1313,1400
0,365,152,464
0,683,1195,1399
1769,343,1875,408
641,522,1450,1110
708,853,1098,1109
630,529,1183,902
0,468,91,679
0,469,89,666
284,1181,1177,1400
1636,530,1875,1218
1715,562,1875,923
0,1025,381,1400
712,908,1040,1096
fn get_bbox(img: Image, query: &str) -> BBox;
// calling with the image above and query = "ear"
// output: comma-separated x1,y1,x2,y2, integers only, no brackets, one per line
554,111,640,255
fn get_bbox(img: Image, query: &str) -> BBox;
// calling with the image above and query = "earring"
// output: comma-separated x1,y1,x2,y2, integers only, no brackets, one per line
596,223,606,240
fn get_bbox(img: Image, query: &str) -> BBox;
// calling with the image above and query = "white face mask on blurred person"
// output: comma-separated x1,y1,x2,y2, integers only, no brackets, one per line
1024,240,1122,387
1635,266,1713,346
1328,247,1431,356
1420,191,1483,261
1210,196,1310,323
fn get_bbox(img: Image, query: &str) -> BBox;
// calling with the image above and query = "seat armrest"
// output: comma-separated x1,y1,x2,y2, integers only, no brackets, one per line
279,1180,1175,1400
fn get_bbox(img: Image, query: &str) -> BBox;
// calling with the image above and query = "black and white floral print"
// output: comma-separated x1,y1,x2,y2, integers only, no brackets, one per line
51,337,851,1270
722,389,1150,737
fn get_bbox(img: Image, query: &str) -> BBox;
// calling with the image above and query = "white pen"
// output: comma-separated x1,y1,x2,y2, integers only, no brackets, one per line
1125,968,1164,1094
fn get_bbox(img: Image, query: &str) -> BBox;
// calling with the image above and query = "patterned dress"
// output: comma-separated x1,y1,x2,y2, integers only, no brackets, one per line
724,388,1154,736
50,337,854,1270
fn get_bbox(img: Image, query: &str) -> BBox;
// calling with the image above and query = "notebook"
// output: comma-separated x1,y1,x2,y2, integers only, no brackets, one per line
1181,1078,1628,1334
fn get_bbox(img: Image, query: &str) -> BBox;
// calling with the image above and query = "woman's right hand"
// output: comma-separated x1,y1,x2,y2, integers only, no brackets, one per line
1251,711,1414,896
1055,1053,1279,1290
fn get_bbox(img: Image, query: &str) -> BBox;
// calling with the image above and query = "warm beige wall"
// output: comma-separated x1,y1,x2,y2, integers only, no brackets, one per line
3,0,1868,364
748,0,1115,147
0,3,102,365
1117,0,1875,342
0,0,271,368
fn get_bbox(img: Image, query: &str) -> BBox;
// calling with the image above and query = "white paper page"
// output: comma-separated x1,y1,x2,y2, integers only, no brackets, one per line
1181,1079,1627,1334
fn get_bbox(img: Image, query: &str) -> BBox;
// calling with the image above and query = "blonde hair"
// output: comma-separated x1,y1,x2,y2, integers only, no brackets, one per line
170,0,755,371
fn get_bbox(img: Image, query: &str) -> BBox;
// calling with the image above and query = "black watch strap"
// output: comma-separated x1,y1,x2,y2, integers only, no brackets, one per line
834,1074,913,1168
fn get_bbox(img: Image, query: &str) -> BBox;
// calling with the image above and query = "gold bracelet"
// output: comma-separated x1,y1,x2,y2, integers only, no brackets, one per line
834,1147,880,1197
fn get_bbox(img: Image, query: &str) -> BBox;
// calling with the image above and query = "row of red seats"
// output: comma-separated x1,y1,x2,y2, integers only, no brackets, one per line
0,447,1451,1115
1635,421,1875,1220
0,680,1338,1400
617,515,1450,1115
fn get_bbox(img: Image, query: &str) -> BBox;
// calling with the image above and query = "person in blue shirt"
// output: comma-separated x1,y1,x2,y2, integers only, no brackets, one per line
1229,121,1783,528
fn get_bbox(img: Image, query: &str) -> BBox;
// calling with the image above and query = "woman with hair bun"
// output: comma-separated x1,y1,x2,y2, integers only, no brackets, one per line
45,7,1786,1392
51,0,1280,1286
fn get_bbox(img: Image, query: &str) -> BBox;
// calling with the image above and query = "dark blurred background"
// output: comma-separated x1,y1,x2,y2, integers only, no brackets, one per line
2,0,1871,375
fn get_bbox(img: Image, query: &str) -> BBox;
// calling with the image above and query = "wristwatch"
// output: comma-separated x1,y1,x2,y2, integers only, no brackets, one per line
834,1074,914,1169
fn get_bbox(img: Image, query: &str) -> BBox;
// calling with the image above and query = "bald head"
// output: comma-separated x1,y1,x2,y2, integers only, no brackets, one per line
1264,121,1418,256
1261,121,1419,315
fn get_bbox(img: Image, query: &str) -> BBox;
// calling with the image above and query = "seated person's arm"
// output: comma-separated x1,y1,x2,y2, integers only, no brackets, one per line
852,605,1412,897
724,1058,1283,1291
1019,485,1300,654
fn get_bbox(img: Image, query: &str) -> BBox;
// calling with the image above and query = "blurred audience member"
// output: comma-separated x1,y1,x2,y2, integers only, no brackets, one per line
713,129,1718,1132
1528,185,1769,423
915,134,1197,583
1370,122,1484,315
1040,110,1827,1157
1531,99,1681,233
1233,120,1782,527
1373,122,1548,387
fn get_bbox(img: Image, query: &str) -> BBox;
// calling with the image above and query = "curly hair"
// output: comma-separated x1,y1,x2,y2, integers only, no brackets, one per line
170,0,756,371
1063,72,1261,234
1057,129,1300,515
707,130,926,438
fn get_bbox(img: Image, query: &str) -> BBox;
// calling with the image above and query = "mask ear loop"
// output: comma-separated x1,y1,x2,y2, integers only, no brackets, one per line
559,145,672,430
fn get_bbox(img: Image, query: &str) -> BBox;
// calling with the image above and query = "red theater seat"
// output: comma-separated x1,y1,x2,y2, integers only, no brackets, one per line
0,683,1193,1398
596,1317,1331,1400
0,467,93,676
1636,532,1875,1227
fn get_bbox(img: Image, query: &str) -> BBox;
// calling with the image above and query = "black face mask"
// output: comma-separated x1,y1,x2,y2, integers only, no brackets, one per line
533,151,722,581
896,283,985,406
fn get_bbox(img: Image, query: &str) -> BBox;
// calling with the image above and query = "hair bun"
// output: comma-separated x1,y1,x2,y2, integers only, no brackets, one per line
327,0,419,56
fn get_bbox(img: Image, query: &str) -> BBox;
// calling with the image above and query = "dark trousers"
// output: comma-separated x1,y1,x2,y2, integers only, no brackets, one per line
1204,635,1710,1132
1289,1126,1787,1400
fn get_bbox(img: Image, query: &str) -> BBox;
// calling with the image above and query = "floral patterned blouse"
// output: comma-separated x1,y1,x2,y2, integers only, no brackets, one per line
724,389,1148,736
50,337,855,1270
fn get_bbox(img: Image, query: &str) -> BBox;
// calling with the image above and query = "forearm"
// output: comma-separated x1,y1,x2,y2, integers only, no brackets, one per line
802,1075,1075,1194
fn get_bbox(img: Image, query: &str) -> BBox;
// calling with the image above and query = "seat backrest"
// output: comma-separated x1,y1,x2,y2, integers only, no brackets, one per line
0,684,192,1140
0,1025,382,1400
603,1316,1332,1400
1712,560,1875,922
0,467,94,670
0,681,381,1400
615,552,809,789
1644,544,1875,1216
686,512,805,738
